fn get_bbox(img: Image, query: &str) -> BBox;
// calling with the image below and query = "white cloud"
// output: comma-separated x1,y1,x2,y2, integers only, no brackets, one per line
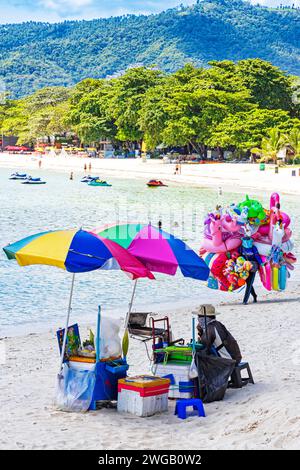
41,0,93,8
39,0,94,14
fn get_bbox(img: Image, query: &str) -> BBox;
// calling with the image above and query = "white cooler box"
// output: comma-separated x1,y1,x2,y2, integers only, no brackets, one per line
117,375,170,417
153,363,196,399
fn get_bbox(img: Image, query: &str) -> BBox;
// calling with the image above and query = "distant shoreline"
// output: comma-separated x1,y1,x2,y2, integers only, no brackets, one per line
1,153,300,197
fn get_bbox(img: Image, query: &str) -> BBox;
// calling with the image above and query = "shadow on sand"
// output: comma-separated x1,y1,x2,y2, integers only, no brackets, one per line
221,297,300,307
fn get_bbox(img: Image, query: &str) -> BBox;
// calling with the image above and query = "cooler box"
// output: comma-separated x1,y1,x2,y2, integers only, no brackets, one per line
154,363,196,399
117,375,170,417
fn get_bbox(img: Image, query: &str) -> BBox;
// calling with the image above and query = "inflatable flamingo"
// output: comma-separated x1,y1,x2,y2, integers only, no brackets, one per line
256,193,290,237
201,217,242,253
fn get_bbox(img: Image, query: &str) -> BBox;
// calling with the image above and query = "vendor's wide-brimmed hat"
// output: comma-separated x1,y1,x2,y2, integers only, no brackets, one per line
192,304,220,317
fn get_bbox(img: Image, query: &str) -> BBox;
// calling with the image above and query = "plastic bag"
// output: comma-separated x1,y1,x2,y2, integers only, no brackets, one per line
196,352,235,403
99,316,122,359
54,364,96,412
189,354,198,379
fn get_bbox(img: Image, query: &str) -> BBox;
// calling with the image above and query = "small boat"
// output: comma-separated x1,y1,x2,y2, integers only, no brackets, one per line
147,179,168,187
88,179,112,187
22,176,46,185
81,175,99,183
9,172,28,180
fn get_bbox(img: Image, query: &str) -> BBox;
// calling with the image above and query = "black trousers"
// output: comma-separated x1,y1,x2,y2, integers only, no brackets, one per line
243,271,257,304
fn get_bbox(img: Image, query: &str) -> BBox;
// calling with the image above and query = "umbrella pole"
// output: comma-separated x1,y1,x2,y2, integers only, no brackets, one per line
122,279,138,360
59,273,76,374
124,279,138,331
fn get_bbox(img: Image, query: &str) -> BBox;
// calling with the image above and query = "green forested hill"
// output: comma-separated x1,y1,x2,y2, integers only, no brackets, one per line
0,0,299,98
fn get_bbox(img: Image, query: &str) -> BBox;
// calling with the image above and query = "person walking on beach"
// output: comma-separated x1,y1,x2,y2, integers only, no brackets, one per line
38,159,42,169
70,171,74,180
195,304,242,365
88,161,92,171
239,236,264,304
84,163,87,172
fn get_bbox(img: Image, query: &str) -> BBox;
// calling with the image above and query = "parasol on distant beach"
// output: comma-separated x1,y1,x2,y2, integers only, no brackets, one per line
92,223,210,343
3,228,154,372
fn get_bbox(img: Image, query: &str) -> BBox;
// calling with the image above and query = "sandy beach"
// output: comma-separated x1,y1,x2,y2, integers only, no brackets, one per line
1,152,300,450
1,286,300,450
1,152,300,196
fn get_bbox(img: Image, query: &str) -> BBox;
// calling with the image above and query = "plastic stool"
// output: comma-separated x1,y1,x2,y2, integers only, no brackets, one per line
175,398,205,420
228,362,254,389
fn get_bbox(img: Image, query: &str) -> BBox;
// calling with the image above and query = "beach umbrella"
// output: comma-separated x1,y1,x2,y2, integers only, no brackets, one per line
93,223,209,279
3,228,154,371
92,223,210,335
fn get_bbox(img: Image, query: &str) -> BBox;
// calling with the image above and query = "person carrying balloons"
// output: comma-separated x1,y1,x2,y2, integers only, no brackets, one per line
239,235,264,304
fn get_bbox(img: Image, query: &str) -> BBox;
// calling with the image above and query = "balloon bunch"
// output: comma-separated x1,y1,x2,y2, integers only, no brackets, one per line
200,192,296,292
223,254,253,291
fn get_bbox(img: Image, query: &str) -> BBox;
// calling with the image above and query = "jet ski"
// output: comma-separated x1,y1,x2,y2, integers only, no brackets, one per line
147,179,168,187
88,179,112,187
81,175,99,183
9,172,28,180
22,176,46,185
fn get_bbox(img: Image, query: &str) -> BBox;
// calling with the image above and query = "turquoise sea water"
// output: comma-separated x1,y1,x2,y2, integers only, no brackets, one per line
0,167,299,333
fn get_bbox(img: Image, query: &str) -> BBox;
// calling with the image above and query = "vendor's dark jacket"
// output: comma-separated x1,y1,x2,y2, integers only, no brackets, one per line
198,320,242,365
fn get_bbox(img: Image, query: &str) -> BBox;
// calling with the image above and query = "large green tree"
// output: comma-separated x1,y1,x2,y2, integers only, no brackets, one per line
67,79,117,144
140,63,253,153
108,67,163,144
208,108,291,153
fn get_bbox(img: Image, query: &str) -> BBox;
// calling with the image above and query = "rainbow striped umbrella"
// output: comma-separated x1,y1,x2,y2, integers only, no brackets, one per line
92,223,209,281
3,229,154,371
3,228,154,279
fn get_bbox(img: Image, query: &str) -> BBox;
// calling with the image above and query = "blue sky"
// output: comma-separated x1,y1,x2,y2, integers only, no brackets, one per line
0,1,299,24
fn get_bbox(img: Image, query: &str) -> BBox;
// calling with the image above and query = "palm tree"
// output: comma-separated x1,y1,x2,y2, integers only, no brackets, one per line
283,127,300,164
254,128,285,163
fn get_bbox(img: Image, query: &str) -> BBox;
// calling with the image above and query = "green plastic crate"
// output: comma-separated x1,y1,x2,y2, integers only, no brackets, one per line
155,345,193,364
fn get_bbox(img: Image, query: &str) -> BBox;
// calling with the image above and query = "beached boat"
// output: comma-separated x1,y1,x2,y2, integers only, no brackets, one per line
9,172,28,180
22,177,46,185
147,180,168,187
88,179,112,187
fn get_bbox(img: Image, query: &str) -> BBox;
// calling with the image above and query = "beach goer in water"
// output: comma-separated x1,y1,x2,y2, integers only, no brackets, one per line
70,171,74,180
239,236,264,304
195,304,242,365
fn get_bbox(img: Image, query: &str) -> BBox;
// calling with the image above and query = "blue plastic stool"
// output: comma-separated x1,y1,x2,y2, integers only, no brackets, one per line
175,399,205,420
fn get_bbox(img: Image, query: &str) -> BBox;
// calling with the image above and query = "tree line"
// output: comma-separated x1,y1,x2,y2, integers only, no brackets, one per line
0,59,299,161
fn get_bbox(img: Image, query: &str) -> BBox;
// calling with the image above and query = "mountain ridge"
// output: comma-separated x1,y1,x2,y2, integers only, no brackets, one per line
0,0,299,98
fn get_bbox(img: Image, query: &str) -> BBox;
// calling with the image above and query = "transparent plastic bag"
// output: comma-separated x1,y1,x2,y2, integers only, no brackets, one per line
54,364,96,412
99,316,122,359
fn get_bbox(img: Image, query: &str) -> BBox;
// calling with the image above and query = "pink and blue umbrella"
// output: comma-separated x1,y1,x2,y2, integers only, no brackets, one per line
93,223,209,281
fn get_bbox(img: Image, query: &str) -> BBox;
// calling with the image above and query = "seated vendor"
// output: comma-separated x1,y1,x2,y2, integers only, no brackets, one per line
194,304,242,365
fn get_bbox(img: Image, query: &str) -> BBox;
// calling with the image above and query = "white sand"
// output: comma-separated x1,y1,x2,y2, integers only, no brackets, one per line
1,286,300,450
1,153,300,450
1,152,300,196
